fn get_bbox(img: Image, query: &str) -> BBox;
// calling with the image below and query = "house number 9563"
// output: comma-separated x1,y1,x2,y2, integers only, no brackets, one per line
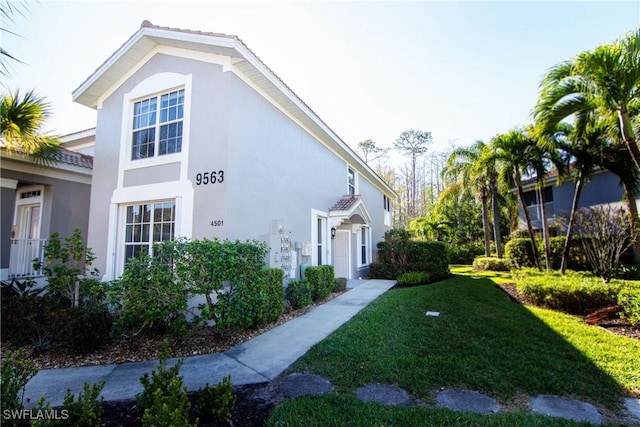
196,170,224,185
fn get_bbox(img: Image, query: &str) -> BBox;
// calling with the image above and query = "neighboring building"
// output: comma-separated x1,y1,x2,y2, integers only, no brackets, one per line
72,21,395,281
518,168,639,234
0,131,95,280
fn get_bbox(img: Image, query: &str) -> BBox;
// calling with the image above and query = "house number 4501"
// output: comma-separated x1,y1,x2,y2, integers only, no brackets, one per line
195,170,224,185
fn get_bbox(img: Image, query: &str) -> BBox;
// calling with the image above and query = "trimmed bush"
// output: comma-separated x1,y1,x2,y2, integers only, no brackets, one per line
333,277,347,293
285,280,313,309
396,271,430,287
513,269,622,315
505,238,536,268
505,236,589,271
447,242,485,265
371,229,450,282
473,257,511,272
194,376,236,424
262,268,285,324
305,265,335,301
618,284,640,326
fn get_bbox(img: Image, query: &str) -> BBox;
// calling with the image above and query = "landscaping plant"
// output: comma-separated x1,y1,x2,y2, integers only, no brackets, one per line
0,350,38,421
32,381,105,427
194,375,236,423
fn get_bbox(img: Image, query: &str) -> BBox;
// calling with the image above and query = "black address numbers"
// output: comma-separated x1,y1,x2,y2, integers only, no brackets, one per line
195,170,224,185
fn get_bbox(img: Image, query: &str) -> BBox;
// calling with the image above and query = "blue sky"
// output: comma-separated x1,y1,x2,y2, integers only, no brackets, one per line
3,1,639,154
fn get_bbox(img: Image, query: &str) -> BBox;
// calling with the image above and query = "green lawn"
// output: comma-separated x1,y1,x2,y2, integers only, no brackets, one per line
267,267,640,426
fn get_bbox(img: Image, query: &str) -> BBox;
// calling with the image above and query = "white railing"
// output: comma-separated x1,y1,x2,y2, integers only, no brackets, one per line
9,239,47,278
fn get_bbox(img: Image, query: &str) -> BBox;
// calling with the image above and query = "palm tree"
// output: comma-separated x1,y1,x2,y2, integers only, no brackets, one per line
1,90,60,162
534,27,640,170
443,141,493,257
491,129,543,270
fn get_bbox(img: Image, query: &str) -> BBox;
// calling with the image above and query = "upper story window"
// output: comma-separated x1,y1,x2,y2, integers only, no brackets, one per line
383,195,391,212
132,89,184,160
348,167,356,195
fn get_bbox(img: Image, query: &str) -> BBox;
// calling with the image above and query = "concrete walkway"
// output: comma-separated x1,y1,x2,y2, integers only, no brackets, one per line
22,279,396,407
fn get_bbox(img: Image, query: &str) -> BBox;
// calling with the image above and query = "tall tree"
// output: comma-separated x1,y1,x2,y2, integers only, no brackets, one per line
357,139,388,164
443,141,493,256
534,27,640,170
492,129,543,270
394,129,432,219
1,90,60,162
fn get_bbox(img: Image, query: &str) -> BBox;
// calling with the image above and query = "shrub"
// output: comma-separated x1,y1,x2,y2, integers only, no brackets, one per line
514,269,622,315
1,277,44,298
285,280,313,309
32,381,105,427
505,238,536,268
60,307,113,354
262,268,285,324
194,376,236,423
447,242,484,265
396,271,430,287
33,228,100,308
333,277,347,293
305,265,335,301
618,284,640,327
0,350,38,416
137,342,196,427
472,257,511,272
108,250,188,336
372,230,450,282
1,295,61,347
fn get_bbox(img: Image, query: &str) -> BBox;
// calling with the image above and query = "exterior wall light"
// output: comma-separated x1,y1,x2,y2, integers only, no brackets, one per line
331,227,337,239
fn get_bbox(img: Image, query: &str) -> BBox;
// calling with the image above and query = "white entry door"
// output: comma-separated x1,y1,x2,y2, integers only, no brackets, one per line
333,230,350,279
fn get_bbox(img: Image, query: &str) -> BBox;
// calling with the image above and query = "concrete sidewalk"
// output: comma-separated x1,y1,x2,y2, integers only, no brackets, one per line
23,279,396,407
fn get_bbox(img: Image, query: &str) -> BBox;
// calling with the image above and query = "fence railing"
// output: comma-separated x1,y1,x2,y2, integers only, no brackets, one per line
9,239,47,278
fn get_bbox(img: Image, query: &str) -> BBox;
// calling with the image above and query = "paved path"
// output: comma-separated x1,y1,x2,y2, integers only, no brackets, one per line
23,279,396,407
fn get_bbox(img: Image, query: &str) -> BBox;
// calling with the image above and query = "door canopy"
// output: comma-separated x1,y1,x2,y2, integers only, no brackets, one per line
329,195,371,228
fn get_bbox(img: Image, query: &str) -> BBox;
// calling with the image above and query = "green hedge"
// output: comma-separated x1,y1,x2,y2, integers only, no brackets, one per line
513,269,623,315
448,242,485,265
370,229,450,282
285,280,313,309
305,265,335,301
396,271,431,287
473,257,511,272
505,236,588,271
618,284,640,326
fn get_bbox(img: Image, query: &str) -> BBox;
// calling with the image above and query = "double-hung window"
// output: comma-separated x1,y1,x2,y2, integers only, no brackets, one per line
124,201,175,263
132,89,184,160
348,167,356,195
360,227,369,266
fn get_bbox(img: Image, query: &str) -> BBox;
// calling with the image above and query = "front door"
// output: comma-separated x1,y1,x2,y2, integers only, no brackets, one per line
333,230,350,279
10,186,44,277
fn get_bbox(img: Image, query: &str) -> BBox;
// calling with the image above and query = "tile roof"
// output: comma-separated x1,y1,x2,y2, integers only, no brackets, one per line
330,195,361,212
58,149,93,169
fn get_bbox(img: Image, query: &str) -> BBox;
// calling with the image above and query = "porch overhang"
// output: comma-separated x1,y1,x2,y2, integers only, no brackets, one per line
328,195,371,228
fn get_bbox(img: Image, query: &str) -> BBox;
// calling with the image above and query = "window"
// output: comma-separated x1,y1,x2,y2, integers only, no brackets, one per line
132,89,184,160
383,195,391,212
348,167,356,195
360,227,368,265
124,201,175,263
317,217,324,265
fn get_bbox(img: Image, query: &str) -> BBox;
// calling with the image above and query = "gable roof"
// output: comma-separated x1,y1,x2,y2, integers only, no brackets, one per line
72,21,395,198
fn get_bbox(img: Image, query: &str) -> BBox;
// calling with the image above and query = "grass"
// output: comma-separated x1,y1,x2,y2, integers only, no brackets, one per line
267,267,640,426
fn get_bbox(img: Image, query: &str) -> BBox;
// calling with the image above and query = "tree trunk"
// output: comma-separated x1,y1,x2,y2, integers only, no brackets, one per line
491,174,503,258
515,173,542,271
560,173,584,274
481,191,491,257
618,107,640,170
538,184,552,272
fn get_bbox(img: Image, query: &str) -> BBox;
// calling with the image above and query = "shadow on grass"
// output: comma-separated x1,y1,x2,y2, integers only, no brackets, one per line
289,272,635,413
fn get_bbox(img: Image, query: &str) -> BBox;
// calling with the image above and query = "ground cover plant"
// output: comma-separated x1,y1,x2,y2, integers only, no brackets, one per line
272,267,639,424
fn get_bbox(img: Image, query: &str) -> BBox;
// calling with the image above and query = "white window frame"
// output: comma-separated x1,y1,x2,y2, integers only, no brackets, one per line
311,209,329,266
358,225,371,268
347,166,358,195
121,200,176,265
131,89,185,161
119,73,192,180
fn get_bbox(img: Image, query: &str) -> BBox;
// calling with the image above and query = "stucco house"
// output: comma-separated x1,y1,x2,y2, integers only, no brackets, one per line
72,21,395,281
0,130,94,280
519,168,639,234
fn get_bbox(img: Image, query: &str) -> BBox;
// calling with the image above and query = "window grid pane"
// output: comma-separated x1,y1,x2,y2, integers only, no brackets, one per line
124,201,175,265
131,89,184,160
